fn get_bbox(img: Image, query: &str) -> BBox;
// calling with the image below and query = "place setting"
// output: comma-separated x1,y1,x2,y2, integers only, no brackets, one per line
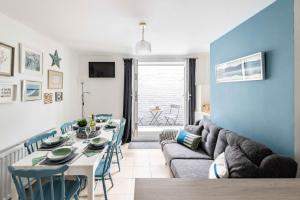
83,137,108,157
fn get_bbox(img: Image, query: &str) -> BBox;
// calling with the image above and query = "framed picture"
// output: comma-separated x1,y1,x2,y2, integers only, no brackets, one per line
0,43,14,76
22,80,42,101
0,83,16,103
216,52,265,83
44,93,53,104
48,70,63,89
55,92,63,102
20,44,43,76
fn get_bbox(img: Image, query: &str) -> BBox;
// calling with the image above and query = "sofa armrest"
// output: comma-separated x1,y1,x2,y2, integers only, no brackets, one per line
259,154,298,178
159,129,178,143
159,129,178,150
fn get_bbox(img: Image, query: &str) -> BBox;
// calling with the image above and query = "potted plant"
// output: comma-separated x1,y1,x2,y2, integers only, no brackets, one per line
77,118,88,138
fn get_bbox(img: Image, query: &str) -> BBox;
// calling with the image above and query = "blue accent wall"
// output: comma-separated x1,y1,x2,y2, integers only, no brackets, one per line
210,0,294,157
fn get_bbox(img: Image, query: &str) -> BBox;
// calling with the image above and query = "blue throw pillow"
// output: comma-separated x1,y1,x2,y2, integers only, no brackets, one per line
176,129,202,150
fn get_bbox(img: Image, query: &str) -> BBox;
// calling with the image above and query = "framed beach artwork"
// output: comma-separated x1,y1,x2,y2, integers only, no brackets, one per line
19,44,43,76
216,52,265,83
0,83,16,103
22,80,42,101
0,43,14,76
48,70,63,89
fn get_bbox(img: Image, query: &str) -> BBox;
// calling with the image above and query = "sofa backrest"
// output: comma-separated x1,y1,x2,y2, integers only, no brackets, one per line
214,129,298,178
214,129,273,165
198,119,222,159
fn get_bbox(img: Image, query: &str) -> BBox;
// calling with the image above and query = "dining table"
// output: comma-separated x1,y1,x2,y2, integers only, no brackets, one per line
11,119,120,200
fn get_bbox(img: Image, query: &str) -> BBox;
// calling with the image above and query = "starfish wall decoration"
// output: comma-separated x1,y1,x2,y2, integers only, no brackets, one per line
49,50,62,68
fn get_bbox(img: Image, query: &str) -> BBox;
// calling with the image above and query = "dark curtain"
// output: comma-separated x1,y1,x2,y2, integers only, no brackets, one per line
122,59,133,143
188,58,196,125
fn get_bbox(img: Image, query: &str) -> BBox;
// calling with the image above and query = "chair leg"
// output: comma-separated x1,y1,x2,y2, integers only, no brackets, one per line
115,145,121,172
109,173,114,187
118,146,123,159
74,194,79,200
102,177,108,200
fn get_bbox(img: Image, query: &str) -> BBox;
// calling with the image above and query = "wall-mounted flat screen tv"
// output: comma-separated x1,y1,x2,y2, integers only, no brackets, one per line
89,62,115,78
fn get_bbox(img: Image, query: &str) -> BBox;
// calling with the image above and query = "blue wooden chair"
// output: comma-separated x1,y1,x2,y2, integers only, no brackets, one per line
95,114,113,120
94,139,117,200
113,118,126,172
8,165,81,200
24,130,57,154
60,121,76,134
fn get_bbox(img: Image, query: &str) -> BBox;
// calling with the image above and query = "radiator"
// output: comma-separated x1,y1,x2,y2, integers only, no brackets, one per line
0,144,27,200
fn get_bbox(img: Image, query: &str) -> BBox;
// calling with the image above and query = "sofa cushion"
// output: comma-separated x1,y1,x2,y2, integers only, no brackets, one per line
214,129,273,166
171,159,213,178
163,143,211,165
199,120,222,159
176,129,202,150
225,145,260,178
184,124,203,136
259,154,298,178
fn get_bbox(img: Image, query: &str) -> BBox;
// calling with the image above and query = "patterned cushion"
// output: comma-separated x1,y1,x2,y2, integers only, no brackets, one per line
209,152,229,179
176,130,201,150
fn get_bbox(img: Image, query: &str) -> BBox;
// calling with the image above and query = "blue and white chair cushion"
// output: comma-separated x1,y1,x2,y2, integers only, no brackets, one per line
176,129,202,150
209,152,229,179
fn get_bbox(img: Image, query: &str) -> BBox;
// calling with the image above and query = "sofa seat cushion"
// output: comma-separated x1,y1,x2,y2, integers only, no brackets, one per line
163,143,211,165
171,159,213,178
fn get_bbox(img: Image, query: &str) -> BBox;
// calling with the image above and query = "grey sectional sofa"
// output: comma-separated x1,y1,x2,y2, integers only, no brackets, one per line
159,119,297,178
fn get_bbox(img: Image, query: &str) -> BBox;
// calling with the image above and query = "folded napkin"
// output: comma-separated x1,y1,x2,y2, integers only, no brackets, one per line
83,149,102,157
32,155,46,166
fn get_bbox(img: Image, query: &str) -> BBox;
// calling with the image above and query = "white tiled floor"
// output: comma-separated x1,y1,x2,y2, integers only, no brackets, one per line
79,144,172,200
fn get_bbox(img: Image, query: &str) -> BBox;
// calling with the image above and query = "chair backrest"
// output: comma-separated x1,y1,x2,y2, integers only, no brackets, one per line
24,130,57,154
60,120,76,134
101,140,117,176
8,165,70,200
95,114,113,120
169,104,180,115
116,118,126,146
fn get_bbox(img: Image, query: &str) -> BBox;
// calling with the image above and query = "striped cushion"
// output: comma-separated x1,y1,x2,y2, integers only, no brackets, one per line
209,152,229,179
176,129,201,150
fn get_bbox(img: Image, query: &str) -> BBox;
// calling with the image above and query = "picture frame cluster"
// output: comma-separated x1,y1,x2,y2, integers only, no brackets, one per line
0,41,64,104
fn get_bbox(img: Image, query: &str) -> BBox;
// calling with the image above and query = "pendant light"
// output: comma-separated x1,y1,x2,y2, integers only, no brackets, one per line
135,22,151,55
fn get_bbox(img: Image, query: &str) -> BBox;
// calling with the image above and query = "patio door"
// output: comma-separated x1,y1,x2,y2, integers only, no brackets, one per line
132,59,188,141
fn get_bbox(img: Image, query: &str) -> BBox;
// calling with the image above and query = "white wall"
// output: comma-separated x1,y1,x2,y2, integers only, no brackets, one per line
294,0,300,176
78,55,124,119
0,13,81,151
195,53,210,120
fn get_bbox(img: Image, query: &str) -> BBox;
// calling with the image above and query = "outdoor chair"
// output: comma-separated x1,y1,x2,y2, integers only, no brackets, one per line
164,104,180,125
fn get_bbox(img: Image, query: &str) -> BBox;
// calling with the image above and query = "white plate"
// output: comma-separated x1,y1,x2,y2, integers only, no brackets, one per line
47,146,73,161
90,137,108,147
44,136,62,145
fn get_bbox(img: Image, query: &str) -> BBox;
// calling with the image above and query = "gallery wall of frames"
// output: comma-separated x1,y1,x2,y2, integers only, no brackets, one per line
0,42,63,104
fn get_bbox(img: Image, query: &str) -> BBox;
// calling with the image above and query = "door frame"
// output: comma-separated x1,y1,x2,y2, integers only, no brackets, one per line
131,58,189,137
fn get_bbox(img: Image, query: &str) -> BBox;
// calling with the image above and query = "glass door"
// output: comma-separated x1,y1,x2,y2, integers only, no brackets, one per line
132,59,187,141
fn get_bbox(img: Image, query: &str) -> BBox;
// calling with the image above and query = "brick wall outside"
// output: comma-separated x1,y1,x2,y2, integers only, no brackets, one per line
138,65,185,126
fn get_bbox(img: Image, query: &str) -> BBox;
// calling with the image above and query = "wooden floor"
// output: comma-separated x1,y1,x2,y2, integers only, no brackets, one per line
135,178,300,200
79,144,172,200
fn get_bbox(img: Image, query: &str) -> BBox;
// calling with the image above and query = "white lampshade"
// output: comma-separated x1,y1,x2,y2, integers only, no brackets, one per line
135,22,151,55
136,40,151,55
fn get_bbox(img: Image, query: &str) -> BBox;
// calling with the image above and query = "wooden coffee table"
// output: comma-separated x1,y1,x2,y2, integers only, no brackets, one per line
135,178,300,200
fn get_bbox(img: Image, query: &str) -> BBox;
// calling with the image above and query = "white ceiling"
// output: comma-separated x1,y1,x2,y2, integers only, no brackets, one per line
0,0,275,55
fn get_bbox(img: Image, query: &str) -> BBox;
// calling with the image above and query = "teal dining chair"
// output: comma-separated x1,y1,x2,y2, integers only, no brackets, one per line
24,130,57,154
94,140,116,200
8,165,81,200
113,118,126,172
60,120,77,134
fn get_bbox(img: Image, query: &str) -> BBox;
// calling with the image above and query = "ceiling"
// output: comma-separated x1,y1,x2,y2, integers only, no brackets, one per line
0,0,275,55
